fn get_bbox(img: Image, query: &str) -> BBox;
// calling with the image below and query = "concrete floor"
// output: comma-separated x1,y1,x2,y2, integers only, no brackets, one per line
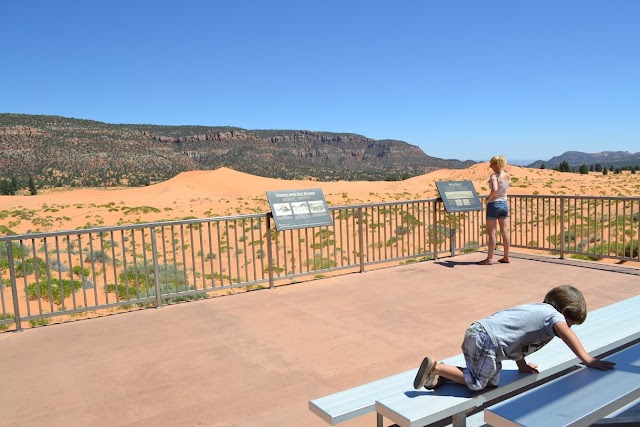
1,251,638,427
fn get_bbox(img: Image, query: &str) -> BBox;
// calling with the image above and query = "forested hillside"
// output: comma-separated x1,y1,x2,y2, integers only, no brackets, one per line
0,114,474,188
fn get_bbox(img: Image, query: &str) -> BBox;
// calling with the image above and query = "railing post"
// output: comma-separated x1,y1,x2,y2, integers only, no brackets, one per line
150,228,162,308
450,228,456,258
433,201,439,260
358,207,365,273
560,197,565,260
7,242,22,332
266,214,275,289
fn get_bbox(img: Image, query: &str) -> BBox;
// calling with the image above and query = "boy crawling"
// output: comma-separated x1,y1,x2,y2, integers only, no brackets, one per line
414,285,615,391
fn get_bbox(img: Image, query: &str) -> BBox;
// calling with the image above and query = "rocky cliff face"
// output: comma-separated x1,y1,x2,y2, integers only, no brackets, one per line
0,114,474,187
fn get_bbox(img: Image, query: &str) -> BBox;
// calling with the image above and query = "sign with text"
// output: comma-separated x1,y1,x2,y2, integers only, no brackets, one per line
266,188,333,231
435,180,483,213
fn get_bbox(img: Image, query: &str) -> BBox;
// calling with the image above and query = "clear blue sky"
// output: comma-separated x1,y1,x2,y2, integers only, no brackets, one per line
1,1,639,163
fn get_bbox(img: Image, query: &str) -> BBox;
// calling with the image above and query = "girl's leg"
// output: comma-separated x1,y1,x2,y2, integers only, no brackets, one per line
485,218,497,261
498,217,510,261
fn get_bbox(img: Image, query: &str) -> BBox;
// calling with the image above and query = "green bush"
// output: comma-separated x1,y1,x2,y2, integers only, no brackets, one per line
84,250,112,264
106,284,144,300
15,257,47,277
27,278,83,304
0,313,15,331
461,241,479,253
29,317,51,327
622,240,639,258
306,256,336,270
72,265,91,277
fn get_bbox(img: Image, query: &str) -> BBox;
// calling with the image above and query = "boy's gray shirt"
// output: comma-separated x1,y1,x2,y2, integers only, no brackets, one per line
478,302,566,361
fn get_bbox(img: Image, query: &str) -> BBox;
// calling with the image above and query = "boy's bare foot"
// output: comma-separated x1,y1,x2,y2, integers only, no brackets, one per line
476,259,493,265
498,258,510,263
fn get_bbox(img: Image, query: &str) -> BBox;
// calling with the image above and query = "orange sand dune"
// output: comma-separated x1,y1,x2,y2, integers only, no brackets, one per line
0,164,638,234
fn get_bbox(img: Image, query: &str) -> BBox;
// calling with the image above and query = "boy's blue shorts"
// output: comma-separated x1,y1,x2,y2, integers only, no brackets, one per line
486,201,509,220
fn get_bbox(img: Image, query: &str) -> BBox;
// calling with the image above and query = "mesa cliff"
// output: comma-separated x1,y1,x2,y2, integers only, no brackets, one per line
0,114,475,188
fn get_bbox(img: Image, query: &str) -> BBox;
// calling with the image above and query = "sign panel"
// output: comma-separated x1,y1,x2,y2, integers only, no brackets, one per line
266,188,333,231
435,180,483,213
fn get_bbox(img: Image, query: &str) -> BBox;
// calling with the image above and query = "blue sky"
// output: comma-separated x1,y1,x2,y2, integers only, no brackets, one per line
1,1,639,163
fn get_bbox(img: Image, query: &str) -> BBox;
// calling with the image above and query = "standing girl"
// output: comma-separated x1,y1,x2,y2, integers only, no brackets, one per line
477,155,511,265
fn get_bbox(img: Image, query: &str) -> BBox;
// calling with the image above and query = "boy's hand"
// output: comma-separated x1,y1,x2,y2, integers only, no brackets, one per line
585,358,615,370
516,358,539,373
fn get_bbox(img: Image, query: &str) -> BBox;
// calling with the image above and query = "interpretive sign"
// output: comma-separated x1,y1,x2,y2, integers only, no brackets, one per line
266,188,333,231
435,180,483,213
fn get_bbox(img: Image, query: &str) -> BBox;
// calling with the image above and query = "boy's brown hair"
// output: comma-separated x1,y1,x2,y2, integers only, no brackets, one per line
543,285,587,324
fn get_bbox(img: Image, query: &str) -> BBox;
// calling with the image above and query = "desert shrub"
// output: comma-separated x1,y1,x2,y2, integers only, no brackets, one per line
27,278,83,304
386,236,400,247
0,225,17,235
0,242,24,263
461,241,479,253
564,231,576,243
49,260,69,272
622,240,639,258
0,313,15,331
72,265,91,277
310,239,335,249
106,284,141,300
123,206,161,215
396,226,411,236
84,250,112,264
15,257,47,277
429,224,448,245
306,255,336,270
29,317,51,327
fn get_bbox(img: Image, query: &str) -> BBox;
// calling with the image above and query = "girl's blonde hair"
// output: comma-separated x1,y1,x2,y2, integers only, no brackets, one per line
543,285,587,324
490,155,508,170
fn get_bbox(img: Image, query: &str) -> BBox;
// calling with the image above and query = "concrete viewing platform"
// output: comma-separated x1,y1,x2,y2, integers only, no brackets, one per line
1,252,639,427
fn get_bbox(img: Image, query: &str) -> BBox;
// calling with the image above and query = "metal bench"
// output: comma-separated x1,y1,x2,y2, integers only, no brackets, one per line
374,295,640,427
484,342,640,427
310,295,640,426
309,354,466,426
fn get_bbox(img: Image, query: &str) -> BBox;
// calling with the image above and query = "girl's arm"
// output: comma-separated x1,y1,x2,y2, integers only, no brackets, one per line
486,175,498,203
554,322,616,370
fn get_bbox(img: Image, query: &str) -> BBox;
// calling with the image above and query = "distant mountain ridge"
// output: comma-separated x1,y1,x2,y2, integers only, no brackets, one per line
528,151,640,169
0,114,475,188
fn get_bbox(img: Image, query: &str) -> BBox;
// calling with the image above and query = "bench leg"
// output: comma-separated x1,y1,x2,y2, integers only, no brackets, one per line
452,411,466,427
377,412,383,427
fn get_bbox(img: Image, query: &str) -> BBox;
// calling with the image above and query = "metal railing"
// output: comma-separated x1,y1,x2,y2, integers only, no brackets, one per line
1,194,638,332
509,195,640,262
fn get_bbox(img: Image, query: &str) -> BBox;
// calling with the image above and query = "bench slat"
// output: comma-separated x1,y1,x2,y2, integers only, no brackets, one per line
309,354,467,425
485,342,640,427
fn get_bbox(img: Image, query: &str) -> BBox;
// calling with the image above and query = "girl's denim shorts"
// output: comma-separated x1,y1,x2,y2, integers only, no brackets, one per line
486,201,509,220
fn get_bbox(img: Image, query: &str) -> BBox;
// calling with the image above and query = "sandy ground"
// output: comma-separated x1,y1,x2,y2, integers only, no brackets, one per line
1,163,639,235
